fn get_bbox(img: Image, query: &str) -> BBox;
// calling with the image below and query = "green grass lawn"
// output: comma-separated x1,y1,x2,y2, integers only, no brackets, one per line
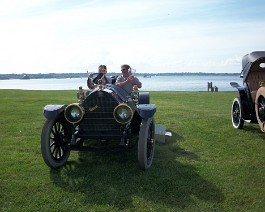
0,90,264,211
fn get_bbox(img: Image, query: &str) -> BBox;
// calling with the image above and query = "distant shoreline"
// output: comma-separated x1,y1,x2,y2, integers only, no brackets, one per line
0,72,239,80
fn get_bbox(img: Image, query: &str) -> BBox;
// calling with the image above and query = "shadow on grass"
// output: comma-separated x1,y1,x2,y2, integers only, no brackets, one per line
50,131,224,210
162,128,200,161
236,124,265,139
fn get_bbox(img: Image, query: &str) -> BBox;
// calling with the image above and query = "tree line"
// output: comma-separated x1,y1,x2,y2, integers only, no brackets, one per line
0,72,238,80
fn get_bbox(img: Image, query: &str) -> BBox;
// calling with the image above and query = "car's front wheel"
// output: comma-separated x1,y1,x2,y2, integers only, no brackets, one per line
41,118,72,168
231,97,244,129
138,117,155,170
255,87,265,132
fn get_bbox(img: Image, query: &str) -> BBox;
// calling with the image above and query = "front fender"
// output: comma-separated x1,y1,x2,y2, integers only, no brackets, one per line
231,84,254,121
137,104,156,119
43,104,67,120
230,82,241,89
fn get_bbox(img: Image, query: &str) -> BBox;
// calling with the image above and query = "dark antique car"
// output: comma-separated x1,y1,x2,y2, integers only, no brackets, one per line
41,75,156,170
231,51,265,131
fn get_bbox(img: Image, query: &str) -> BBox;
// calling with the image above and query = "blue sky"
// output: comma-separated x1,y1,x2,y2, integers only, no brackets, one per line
0,0,265,74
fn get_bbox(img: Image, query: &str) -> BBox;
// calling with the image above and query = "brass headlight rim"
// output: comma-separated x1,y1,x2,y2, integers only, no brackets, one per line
64,103,85,124
113,103,133,124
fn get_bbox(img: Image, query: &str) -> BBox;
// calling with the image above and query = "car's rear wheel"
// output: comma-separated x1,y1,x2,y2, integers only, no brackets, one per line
138,117,155,170
255,87,265,132
41,118,71,168
231,97,244,129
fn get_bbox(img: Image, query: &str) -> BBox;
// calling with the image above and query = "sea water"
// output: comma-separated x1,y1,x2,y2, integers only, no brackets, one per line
0,75,242,91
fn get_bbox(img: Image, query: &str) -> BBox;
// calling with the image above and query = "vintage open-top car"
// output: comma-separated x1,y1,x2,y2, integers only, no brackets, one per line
231,51,265,131
41,75,156,170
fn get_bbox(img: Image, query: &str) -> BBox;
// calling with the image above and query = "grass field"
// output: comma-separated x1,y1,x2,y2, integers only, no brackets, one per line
0,89,264,211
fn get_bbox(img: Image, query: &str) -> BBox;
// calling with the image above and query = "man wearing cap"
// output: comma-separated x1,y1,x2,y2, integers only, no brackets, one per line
115,64,142,93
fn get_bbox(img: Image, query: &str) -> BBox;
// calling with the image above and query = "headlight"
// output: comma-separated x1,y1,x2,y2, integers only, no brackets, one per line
64,104,84,124
113,104,133,124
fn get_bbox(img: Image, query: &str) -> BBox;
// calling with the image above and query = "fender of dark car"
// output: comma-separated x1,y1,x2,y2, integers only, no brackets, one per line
43,104,67,120
230,82,254,121
137,104,156,119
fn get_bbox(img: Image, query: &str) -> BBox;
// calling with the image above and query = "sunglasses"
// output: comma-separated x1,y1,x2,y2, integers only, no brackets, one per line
121,68,128,71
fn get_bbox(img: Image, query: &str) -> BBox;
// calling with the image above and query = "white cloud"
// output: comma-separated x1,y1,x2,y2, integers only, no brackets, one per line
0,0,265,73
0,0,53,17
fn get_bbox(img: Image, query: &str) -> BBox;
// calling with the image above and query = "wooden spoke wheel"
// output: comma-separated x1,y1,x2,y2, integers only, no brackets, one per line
255,87,265,132
41,118,72,168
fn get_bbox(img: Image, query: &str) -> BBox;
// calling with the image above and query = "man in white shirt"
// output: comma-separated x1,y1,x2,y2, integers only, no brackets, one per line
115,64,142,93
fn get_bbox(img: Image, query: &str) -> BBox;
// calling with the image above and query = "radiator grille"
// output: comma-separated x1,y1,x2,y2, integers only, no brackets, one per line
79,91,121,138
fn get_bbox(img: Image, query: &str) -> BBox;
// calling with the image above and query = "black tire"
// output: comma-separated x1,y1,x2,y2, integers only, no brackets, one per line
138,117,155,170
255,87,265,132
231,97,244,129
41,118,71,168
